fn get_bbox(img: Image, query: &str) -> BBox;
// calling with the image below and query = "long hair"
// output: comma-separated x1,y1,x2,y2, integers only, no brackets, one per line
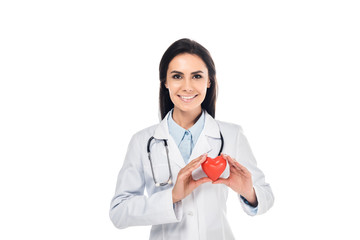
159,38,218,120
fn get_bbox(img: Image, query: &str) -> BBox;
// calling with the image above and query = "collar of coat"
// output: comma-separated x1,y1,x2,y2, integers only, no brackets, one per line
153,109,220,140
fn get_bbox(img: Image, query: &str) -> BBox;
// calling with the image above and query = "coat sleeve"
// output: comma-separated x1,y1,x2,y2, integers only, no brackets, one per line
109,134,182,229
235,126,274,216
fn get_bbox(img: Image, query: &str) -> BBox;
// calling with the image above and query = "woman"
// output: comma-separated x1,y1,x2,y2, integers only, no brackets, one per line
109,38,274,240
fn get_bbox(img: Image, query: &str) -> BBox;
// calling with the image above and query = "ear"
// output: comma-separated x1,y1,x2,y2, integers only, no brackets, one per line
207,80,211,88
164,81,168,89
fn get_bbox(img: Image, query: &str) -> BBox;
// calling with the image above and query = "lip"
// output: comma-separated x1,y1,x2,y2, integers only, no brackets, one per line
178,94,198,103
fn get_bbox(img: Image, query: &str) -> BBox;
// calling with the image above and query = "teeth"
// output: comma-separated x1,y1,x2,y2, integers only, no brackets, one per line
180,95,196,99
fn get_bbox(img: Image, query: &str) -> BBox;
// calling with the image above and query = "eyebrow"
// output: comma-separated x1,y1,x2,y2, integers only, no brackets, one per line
170,70,204,75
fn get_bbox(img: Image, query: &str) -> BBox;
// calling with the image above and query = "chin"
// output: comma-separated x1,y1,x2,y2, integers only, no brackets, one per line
175,104,202,113
170,95,205,114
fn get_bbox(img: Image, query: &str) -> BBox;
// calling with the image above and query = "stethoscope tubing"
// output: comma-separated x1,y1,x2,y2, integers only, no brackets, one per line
147,132,224,186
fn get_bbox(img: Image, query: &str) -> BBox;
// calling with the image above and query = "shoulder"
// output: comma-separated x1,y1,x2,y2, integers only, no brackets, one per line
130,123,159,142
214,119,249,145
216,119,244,134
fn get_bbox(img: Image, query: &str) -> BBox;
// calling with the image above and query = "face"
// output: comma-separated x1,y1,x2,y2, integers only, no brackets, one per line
165,53,210,115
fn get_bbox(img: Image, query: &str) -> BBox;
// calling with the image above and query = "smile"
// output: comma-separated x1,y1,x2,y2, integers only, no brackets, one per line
178,95,198,102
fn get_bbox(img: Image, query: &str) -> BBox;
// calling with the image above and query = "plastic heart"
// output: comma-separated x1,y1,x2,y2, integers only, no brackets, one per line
201,156,227,181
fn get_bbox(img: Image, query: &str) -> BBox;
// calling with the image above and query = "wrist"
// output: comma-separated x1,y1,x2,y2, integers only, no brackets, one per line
242,188,258,207
172,190,180,203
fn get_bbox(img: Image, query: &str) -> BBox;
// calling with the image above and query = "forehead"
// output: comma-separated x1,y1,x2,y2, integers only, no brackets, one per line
168,53,208,72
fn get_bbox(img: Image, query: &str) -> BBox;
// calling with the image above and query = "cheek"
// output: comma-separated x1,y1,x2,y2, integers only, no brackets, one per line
198,82,209,93
167,86,178,98
167,83,182,94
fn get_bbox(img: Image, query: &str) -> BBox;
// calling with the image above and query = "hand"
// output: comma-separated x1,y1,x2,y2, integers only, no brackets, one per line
213,153,258,206
172,154,212,203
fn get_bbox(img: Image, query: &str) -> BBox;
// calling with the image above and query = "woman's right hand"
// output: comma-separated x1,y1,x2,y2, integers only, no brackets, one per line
172,153,212,203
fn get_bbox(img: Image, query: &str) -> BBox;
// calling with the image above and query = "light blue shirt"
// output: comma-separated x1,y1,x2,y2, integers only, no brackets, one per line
167,108,205,163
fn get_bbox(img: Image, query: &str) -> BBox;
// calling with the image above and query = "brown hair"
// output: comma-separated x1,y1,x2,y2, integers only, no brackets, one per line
159,38,218,119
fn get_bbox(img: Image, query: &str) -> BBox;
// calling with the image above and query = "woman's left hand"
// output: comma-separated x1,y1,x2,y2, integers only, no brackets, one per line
213,153,258,207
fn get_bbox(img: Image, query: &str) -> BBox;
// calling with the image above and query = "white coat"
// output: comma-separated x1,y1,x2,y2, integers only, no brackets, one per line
109,110,274,240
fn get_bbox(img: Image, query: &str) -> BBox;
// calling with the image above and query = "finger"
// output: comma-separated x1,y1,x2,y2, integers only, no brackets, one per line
229,164,239,173
182,154,204,172
221,153,235,163
188,154,207,171
187,153,207,167
196,153,208,164
182,154,207,176
223,154,248,173
212,178,230,186
229,162,244,174
222,154,241,170
194,177,212,187
199,153,208,163
233,161,249,174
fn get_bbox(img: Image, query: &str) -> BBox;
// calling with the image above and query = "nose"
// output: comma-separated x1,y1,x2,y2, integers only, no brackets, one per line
182,77,193,92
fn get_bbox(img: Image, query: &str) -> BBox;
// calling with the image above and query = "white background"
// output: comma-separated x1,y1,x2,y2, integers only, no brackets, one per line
1,0,359,239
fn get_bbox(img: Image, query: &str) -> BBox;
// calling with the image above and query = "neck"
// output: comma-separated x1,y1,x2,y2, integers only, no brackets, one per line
172,107,202,130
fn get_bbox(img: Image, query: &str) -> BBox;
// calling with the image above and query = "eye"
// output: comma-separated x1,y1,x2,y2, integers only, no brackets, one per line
193,74,202,79
172,74,182,79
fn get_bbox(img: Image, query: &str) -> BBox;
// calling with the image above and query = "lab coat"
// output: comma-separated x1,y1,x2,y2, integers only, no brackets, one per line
109,110,274,240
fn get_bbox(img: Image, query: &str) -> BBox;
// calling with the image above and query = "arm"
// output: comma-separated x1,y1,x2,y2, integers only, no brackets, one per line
109,135,182,229
235,127,274,216
213,127,274,216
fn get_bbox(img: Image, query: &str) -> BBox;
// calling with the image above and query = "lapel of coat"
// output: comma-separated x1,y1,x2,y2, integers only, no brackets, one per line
189,110,221,160
153,111,186,168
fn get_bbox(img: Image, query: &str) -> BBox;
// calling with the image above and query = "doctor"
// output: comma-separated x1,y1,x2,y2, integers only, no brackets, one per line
109,38,274,240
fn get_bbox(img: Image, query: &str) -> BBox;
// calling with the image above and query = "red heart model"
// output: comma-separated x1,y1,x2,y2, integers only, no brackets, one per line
201,156,227,181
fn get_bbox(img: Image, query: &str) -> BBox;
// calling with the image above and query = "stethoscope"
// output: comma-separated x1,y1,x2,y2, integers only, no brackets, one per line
147,132,224,187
